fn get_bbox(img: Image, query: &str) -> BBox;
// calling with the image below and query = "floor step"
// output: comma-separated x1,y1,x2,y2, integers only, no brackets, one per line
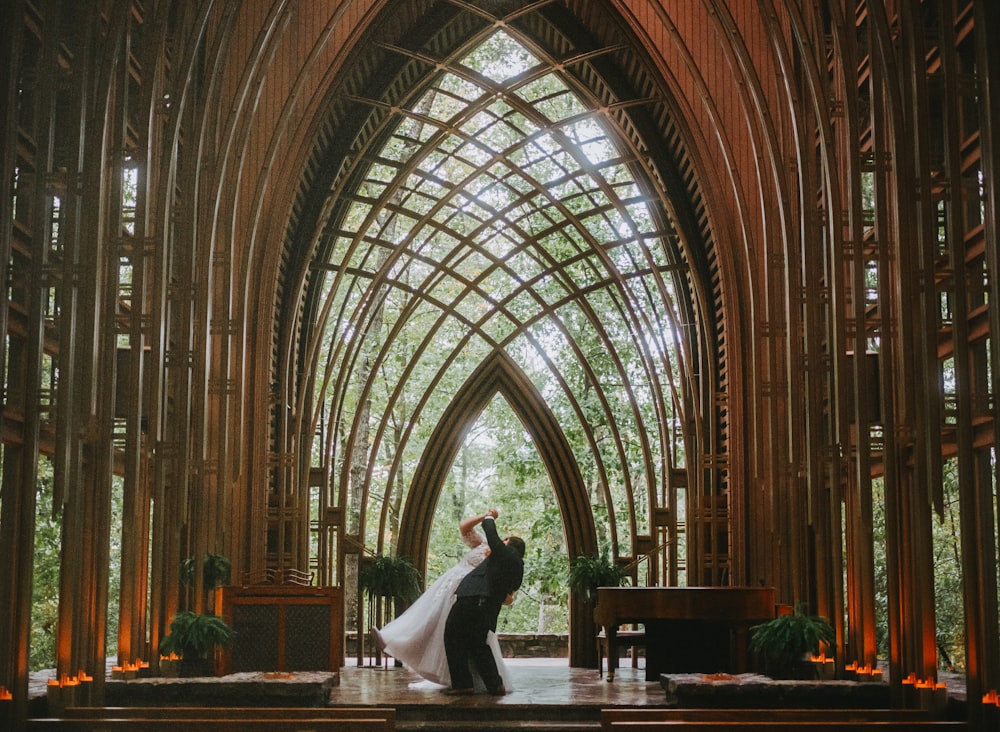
395,703,601,731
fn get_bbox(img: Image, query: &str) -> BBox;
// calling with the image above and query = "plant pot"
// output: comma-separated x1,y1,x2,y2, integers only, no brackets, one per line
158,657,181,678
179,656,215,678
811,656,836,681
763,653,824,680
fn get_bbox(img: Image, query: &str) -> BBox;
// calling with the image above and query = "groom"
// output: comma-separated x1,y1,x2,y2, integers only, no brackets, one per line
443,512,525,695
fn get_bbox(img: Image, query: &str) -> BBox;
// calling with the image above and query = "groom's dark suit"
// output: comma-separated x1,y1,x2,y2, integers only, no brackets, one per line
443,516,523,693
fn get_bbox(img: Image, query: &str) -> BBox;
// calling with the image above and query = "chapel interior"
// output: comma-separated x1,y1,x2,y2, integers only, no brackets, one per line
2,0,1000,730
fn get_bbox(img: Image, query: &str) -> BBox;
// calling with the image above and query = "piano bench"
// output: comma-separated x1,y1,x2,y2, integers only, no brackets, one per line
597,628,647,677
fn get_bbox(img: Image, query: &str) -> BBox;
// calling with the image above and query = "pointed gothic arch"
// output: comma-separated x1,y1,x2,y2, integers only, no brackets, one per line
395,349,600,666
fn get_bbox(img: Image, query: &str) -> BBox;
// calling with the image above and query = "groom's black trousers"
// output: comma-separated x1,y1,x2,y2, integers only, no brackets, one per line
444,595,502,691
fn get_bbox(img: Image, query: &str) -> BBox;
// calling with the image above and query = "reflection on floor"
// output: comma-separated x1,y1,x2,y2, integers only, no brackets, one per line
332,657,666,709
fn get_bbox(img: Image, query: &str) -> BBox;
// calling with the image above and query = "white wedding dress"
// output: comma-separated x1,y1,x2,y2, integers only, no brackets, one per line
376,529,512,692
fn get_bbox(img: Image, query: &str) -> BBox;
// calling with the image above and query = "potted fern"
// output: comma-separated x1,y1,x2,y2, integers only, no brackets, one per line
358,553,421,607
359,554,421,666
568,548,629,605
750,603,835,679
159,610,235,677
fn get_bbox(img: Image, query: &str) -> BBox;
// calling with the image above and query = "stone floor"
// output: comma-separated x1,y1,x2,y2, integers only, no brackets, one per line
29,658,665,731
28,656,971,728
29,657,660,704
330,657,665,708
331,659,667,730
29,655,968,707
25,657,973,731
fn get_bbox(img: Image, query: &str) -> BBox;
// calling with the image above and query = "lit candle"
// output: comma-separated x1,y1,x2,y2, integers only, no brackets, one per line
54,676,76,709
76,671,93,707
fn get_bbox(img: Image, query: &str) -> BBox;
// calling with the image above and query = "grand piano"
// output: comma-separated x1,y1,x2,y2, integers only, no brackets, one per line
594,586,775,681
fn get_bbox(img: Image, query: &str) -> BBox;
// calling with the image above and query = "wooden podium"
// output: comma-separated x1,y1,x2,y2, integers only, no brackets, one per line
221,584,343,673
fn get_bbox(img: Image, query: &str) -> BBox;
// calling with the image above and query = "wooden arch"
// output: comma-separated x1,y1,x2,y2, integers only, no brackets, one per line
395,349,600,666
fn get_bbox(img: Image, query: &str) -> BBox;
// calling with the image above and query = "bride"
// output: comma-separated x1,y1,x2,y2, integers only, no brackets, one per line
375,509,514,692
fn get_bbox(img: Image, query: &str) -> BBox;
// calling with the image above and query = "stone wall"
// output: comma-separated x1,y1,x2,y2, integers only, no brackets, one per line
498,633,569,658
347,632,569,659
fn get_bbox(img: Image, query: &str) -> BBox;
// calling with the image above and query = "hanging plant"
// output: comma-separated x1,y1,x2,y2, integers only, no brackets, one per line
358,554,421,603
180,553,232,592
568,548,629,605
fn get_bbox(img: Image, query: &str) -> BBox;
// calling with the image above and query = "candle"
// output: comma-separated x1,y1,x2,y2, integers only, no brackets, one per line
46,678,61,712
808,653,835,680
